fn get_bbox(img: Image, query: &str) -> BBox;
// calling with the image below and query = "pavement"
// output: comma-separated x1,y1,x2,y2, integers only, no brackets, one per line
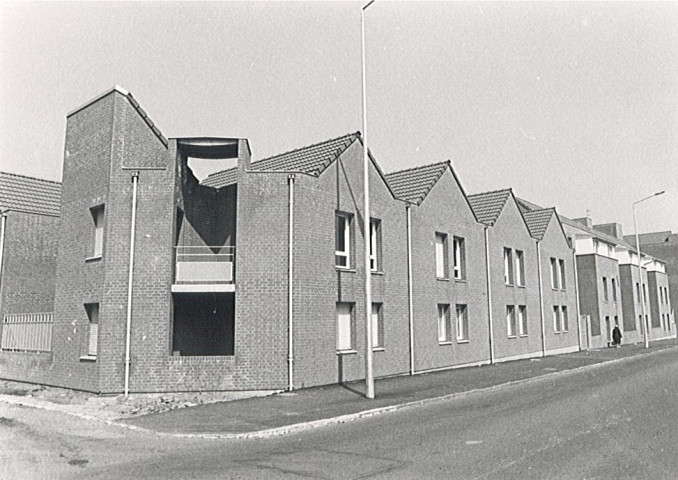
2,338,677,439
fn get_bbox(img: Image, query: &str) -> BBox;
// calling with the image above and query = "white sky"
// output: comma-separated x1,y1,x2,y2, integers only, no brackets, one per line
1,1,676,233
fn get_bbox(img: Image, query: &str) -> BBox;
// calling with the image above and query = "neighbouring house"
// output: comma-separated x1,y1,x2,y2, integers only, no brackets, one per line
0,172,61,383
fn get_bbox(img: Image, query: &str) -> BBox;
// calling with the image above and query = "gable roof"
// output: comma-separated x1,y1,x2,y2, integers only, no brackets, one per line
385,161,449,205
467,189,512,226
0,171,62,217
201,132,360,189
522,208,556,240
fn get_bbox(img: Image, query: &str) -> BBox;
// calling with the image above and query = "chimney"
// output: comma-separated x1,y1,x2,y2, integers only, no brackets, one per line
593,222,624,240
572,217,593,229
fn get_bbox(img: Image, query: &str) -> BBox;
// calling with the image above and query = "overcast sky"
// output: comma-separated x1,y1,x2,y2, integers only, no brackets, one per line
1,1,676,234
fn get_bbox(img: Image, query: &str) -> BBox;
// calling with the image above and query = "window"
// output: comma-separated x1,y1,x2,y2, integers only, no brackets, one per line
336,303,355,351
611,278,617,302
90,205,105,258
335,213,352,268
453,237,465,280
643,285,647,304
602,277,608,301
518,306,528,336
369,219,381,272
550,258,558,289
636,283,641,304
371,303,384,349
559,260,566,290
435,233,449,279
515,250,525,286
456,304,468,342
438,304,451,343
562,307,569,332
553,306,560,333
507,305,516,337
504,248,514,285
85,303,99,357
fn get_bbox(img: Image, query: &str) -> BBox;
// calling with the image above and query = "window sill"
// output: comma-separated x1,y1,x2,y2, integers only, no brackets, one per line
456,339,470,344
373,347,385,352
517,284,526,289
507,335,517,339
371,270,384,276
336,267,357,273
519,334,529,338
437,277,450,282
85,255,102,263
454,278,466,283
79,355,97,362
505,283,514,287
336,349,357,355
438,341,453,346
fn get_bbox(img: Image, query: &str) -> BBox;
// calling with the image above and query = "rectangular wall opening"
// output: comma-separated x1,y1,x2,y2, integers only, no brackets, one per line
172,293,235,356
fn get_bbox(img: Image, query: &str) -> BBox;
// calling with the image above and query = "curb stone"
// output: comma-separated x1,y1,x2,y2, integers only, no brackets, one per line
1,345,675,440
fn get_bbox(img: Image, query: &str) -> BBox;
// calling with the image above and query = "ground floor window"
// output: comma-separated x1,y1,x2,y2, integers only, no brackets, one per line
438,304,451,343
85,303,99,357
456,304,468,342
172,293,235,356
337,302,355,352
371,303,384,349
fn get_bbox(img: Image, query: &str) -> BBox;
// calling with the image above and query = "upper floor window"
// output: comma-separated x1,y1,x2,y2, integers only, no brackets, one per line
558,260,566,290
335,213,352,269
453,236,465,280
370,219,381,272
636,283,641,304
602,277,608,301
515,250,525,286
611,278,617,302
504,248,514,285
550,258,558,289
435,233,449,279
90,204,105,258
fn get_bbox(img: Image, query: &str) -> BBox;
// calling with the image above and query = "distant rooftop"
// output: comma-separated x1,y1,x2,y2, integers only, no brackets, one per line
0,171,61,217
202,132,360,189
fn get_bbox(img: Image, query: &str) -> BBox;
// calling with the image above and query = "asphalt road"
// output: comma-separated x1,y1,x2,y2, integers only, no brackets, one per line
2,349,677,480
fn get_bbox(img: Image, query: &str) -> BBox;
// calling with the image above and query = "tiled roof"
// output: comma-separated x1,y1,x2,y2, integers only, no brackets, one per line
467,189,512,226
559,215,635,250
385,161,449,205
522,208,555,240
202,132,360,189
201,166,238,188
0,172,61,216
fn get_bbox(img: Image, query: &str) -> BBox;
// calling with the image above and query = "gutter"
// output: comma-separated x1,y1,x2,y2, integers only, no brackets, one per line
406,205,415,375
287,174,295,391
124,172,139,397
536,242,546,356
484,226,495,364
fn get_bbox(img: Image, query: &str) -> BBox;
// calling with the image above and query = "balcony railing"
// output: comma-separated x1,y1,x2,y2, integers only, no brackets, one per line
1,313,53,353
174,246,235,284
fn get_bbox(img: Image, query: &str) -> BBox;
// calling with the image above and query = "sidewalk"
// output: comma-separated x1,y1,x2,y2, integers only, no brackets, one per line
119,338,678,438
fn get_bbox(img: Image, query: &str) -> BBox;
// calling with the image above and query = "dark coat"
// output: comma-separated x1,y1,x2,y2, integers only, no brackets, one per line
612,326,622,343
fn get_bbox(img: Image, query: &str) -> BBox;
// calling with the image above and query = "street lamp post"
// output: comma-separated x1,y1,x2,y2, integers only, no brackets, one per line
633,190,665,349
361,0,376,399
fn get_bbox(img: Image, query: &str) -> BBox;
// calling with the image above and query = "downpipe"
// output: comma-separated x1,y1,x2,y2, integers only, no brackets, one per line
484,227,495,364
124,172,139,397
288,174,295,391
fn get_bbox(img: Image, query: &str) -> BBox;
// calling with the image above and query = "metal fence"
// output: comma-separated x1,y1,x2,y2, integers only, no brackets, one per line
175,246,235,283
1,313,53,352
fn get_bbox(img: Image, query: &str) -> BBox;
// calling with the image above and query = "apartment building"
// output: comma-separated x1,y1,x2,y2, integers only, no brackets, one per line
0,87,672,393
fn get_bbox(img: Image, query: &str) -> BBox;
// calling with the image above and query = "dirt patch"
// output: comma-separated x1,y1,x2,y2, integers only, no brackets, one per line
0,416,15,426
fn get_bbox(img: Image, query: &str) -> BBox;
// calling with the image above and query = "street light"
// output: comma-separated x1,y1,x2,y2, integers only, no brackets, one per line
633,190,665,349
361,0,376,399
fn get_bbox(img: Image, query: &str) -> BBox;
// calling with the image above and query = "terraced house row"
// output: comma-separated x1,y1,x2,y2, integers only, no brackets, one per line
0,87,674,394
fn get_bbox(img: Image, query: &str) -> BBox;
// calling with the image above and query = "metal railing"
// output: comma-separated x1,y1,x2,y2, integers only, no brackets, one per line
1,313,53,352
174,246,235,283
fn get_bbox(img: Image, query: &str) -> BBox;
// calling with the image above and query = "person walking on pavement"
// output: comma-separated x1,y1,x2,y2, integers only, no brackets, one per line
612,325,622,348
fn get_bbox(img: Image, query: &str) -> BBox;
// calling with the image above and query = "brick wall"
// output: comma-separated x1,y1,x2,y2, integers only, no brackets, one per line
619,263,648,345
409,168,490,372
291,141,410,388
487,196,541,361
647,271,672,339
537,216,580,354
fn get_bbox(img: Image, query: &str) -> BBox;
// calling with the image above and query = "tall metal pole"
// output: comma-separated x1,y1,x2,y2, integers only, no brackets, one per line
361,0,376,399
633,190,665,349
